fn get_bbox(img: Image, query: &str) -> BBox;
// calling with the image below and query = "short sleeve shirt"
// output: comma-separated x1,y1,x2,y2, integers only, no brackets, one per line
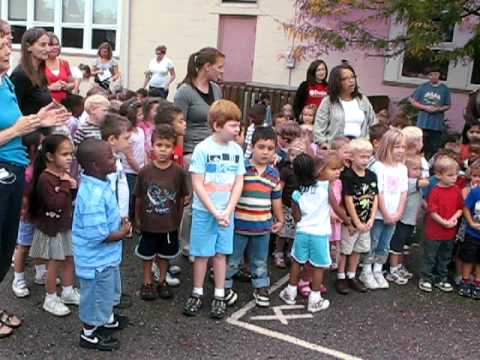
341,167,378,223
412,82,451,131
148,57,174,89
425,185,463,240
190,136,246,212
465,187,480,240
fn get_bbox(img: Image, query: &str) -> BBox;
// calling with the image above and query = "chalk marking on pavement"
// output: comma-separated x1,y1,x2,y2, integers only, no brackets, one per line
250,305,313,324
226,274,363,360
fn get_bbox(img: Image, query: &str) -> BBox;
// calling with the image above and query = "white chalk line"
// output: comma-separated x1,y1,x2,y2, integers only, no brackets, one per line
226,274,363,360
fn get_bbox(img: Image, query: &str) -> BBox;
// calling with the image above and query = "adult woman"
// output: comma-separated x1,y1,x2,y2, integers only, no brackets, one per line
45,33,76,103
293,59,329,120
0,32,70,338
143,45,176,99
92,42,120,91
174,47,224,256
314,64,376,144
10,27,52,115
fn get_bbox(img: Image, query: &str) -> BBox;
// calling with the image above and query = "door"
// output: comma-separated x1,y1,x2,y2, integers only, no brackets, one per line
218,15,257,82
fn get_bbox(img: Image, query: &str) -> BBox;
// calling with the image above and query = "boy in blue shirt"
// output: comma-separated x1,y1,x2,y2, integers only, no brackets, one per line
183,100,246,319
73,139,131,351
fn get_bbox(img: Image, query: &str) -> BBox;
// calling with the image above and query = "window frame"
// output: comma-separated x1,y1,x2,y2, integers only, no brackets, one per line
0,0,121,56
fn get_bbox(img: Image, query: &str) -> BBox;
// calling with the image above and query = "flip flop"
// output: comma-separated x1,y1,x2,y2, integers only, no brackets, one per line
0,323,13,339
0,310,22,328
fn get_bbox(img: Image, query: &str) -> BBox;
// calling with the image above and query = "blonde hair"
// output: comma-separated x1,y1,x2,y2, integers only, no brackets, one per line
330,136,350,150
376,128,405,164
208,100,241,130
84,94,110,114
349,138,373,153
402,126,423,147
405,154,422,169
434,155,459,175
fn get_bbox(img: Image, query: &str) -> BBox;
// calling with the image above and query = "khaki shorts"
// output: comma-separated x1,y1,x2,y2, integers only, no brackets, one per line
340,226,370,255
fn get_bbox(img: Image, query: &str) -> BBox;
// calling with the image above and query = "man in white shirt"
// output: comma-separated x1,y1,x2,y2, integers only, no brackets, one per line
143,45,176,99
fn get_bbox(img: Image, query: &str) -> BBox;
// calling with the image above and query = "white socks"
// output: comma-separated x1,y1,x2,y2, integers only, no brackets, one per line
287,284,298,298
192,287,203,297
45,292,57,300
62,285,73,297
35,264,47,277
14,272,25,282
337,272,346,280
309,291,321,302
346,272,356,279
214,288,225,299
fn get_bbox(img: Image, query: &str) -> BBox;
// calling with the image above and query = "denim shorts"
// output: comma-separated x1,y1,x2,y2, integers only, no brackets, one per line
189,209,234,257
291,232,331,268
16,219,35,246
79,266,118,326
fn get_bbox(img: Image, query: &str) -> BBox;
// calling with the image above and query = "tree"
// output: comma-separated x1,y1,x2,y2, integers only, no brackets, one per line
284,0,480,64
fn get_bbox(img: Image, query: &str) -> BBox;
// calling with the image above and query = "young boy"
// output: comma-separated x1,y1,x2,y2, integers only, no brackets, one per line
154,103,187,166
225,126,284,307
368,123,388,168
243,103,267,159
419,156,463,293
134,124,188,301
275,120,301,171
183,100,245,319
402,126,429,178
73,139,131,351
336,139,378,294
73,94,110,146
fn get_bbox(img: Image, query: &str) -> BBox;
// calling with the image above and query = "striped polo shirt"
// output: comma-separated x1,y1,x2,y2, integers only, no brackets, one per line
234,161,282,235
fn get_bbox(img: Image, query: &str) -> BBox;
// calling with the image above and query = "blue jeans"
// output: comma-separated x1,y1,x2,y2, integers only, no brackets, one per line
0,163,25,282
365,220,396,265
225,233,270,289
79,266,119,326
420,239,454,283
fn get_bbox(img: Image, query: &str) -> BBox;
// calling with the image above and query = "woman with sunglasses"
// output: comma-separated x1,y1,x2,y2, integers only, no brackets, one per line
143,45,176,99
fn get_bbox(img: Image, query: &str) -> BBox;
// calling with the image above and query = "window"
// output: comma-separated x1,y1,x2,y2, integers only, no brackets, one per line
1,0,121,54
401,50,450,81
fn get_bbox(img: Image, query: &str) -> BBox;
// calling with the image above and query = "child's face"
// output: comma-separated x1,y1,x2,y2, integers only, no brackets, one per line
412,138,423,153
288,147,303,163
97,144,117,177
467,126,480,143
109,129,131,154
172,113,186,136
438,167,458,187
392,140,406,162
72,103,84,118
407,162,422,179
48,139,73,172
283,104,293,118
372,138,381,153
215,120,240,142
322,163,343,181
338,143,351,165
277,133,295,149
251,139,276,165
151,137,175,163
428,71,441,84
274,116,287,132
351,150,372,170
147,103,159,122
302,109,315,125
470,170,480,187
89,104,109,124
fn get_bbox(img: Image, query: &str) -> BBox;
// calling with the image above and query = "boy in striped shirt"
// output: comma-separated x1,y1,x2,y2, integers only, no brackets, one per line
225,126,284,307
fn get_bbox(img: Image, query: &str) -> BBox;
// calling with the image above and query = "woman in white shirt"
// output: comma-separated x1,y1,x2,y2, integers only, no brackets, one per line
143,45,176,99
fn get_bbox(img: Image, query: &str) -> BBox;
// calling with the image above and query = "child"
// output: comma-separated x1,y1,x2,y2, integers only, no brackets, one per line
139,97,165,157
331,136,351,168
419,156,463,293
387,155,428,285
73,94,110,146
183,100,245,319
282,103,294,120
368,123,389,154
225,126,284,307
273,112,287,137
336,139,378,295
58,94,84,139
360,129,408,290
460,122,480,163
402,126,429,178
279,153,351,312
134,125,188,301
243,103,267,159
73,139,131,350
275,120,301,170
28,134,79,316
299,104,316,129
154,103,187,167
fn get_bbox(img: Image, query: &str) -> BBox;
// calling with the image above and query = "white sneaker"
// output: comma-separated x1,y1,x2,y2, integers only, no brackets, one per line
169,265,181,276
373,271,389,289
43,295,71,316
279,287,296,305
166,272,181,287
34,273,61,286
307,297,330,313
12,279,30,298
359,271,379,290
385,270,408,285
61,288,81,305
398,265,413,279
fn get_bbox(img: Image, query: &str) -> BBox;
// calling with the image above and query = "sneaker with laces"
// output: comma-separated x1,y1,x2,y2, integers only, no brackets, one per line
359,271,379,290
98,314,129,335
418,279,433,292
373,271,389,289
435,281,453,292
253,288,270,307
279,287,296,305
61,288,81,305
458,281,472,298
398,265,413,279
224,289,238,307
209,297,227,319
307,297,330,313
183,295,203,316
165,272,181,287
12,279,30,298
79,331,120,351
385,270,408,285
43,295,71,316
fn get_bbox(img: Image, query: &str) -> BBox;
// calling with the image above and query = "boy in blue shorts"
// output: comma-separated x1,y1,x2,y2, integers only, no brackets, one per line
183,100,245,319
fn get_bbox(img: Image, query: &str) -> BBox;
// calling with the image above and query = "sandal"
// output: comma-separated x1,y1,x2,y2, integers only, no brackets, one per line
0,310,22,328
0,323,13,338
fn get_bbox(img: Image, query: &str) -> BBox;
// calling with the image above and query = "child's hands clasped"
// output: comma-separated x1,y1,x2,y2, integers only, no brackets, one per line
271,221,284,234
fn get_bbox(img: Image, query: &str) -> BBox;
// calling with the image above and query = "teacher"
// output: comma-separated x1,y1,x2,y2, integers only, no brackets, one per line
143,45,176,99
314,64,376,144
92,42,120,91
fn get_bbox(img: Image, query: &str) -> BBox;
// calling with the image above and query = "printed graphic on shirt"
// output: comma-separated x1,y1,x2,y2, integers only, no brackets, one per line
145,184,177,216
352,182,377,222
473,201,480,222
423,91,442,105
204,152,240,193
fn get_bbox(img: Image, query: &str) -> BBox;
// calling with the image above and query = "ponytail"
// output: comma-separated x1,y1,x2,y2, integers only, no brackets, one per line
180,47,225,87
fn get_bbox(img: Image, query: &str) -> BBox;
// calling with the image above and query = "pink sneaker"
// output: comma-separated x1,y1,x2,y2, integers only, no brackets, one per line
298,280,311,298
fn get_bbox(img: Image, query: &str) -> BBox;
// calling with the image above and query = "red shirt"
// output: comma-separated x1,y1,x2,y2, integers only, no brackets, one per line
173,143,184,167
305,83,328,108
460,144,469,162
45,59,72,103
425,185,463,240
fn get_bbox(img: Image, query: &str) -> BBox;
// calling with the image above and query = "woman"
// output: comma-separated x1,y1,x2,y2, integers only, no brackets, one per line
92,42,120,91
45,33,76,103
10,27,52,115
0,31,70,338
314,64,376,144
174,47,224,256
293,59,329,120
143,45,176,99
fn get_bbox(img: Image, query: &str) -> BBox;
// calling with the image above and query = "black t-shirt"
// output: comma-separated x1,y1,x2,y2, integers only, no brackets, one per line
194,84,215,106
10,66,52,115
341,167,378,223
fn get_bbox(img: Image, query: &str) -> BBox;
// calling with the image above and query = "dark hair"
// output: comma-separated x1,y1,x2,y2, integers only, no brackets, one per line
22,130,43,160
20,27,49,88
79,63,91,77
152,124,177,145
155,45,167,53
369,123,389,142
61,94,83,111
247,103,267,118
47,32,60,47
100,113,130,140
328,64,362,104
76,138,105,170
306,60,328,85
180,47,225,86
293,153,317,192
252,126,277,146
136,88,148,97
29,134,70,219
143,97,166,120
154,104,183,126
119,98,142,127
97,42,113,60
425,65,442,75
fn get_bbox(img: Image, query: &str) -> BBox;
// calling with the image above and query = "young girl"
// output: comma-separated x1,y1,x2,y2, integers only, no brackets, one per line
139,97,163,158
28,134,79,317
279,152,350,312
360,129,408,290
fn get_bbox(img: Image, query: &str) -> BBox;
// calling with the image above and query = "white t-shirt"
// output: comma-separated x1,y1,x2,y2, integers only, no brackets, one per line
148,57,174,89
292,180,331,236
122,127,146,175
370,161,408,219
340,99,365,138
